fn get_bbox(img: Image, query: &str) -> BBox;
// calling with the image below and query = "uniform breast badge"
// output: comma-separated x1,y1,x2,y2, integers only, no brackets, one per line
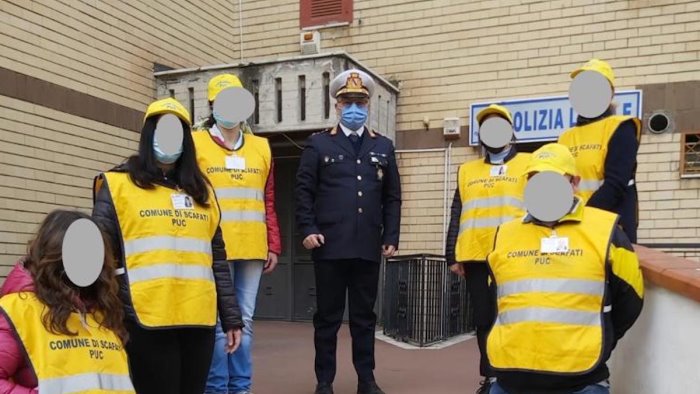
377,167,384,181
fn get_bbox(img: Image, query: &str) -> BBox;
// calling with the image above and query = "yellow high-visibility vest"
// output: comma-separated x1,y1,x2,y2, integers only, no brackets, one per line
102,171,219,328
193,130,271,260
0,292,134,393
455,153,530,262
558,115,641,203
486,206,618,374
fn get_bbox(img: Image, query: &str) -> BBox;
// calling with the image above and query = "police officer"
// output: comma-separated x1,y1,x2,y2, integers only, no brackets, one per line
295,69,401,394
486,143,644,394
558,59,641,243
445,104,530,394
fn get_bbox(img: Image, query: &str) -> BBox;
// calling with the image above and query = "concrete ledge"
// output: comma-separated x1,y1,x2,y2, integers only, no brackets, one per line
634,245,700,303
375,330,475,350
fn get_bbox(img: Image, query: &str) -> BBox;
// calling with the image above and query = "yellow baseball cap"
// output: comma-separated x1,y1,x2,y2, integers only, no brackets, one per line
476,104,513,125
208,74,244,101
570,58,615,87
144,97,191,125
524,143,578,177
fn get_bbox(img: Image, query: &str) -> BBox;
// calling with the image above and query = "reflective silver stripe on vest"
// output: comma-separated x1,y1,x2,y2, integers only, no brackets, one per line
462,196,524,211
496,307,600,326
221,210,266,223
128,264,215,284
579,179,604,192
497,279,605,299
215,187,264,201
458,216,514,234
123,236,212,257
39,373,134,394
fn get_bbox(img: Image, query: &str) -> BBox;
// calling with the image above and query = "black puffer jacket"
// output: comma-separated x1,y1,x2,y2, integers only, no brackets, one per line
91,164,243,332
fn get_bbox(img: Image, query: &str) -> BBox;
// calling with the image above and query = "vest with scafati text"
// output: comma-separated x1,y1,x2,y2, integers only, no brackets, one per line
558,115,641,203
193,130,271,260
102,171,219,328
486,206,618,374
0,292,134,394
455,153,530,263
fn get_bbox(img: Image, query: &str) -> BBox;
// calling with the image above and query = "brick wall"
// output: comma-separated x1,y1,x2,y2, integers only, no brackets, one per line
238,0,700,254
0,1,235,280
397,147,479,254
0,95,138,277
1,0,237,110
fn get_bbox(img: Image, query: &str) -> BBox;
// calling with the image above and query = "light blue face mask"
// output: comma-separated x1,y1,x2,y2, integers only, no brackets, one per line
153,134,183,164
213,111,238,129
340,103,368,131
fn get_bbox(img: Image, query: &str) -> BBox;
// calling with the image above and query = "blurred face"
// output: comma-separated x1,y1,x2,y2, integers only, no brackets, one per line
479,114,513,154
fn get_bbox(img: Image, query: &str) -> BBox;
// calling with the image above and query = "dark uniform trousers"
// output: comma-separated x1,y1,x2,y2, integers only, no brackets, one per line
314,259,380,383
295,126,402,385
465,262,496,378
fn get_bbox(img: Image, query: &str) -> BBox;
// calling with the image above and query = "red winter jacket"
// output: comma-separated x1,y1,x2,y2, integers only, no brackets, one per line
0,262,39,394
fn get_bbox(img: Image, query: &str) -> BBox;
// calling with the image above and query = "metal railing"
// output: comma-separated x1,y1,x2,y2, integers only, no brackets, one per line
382,254,473,347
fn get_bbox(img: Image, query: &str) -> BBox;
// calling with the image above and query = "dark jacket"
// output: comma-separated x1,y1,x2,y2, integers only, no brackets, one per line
445,148,520,266
91,164,243,331
295,126,402,263
576,111,639,243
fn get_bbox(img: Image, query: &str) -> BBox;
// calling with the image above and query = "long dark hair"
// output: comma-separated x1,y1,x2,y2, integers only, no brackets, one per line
126,116,210,206
24,210,128,343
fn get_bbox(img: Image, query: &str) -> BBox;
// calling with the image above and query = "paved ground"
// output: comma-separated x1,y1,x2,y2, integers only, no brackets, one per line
252,321,482,394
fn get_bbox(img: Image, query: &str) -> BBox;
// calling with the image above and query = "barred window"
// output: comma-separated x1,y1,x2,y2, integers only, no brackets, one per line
680,132,700,178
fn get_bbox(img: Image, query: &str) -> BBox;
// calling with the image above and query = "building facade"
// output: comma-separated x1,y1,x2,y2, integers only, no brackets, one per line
200,0,700,259
0,0,239,278
1,0,699,295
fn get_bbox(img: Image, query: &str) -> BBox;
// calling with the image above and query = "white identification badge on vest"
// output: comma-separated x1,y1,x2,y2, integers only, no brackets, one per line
541,236,569,254
171,194,194,210
225,155,246,170
490,165,507,177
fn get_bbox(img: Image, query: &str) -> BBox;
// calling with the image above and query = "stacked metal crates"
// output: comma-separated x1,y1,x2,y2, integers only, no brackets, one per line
382,254,474,347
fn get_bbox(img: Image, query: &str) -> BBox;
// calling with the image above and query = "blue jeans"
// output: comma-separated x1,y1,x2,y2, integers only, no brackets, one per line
490,381,610,394
205,260,264,394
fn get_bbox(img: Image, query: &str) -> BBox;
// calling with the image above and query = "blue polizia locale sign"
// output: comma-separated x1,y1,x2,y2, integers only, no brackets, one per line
468,90,643,146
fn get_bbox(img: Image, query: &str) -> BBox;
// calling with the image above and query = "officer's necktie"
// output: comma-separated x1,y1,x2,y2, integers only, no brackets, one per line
349,131,361,154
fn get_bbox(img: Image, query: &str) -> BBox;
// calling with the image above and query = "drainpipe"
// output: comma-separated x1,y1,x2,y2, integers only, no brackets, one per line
443,143,452,256
239,0,244,61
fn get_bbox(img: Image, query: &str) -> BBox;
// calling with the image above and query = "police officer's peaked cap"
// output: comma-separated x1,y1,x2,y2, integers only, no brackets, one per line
330,69,376,99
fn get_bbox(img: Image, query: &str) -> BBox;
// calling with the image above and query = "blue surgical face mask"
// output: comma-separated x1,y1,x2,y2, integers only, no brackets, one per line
213,111,238,130
340,103,368,131
153,134,182,164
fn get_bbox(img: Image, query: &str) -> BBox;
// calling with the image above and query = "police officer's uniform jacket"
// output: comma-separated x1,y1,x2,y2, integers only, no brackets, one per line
295,126,401,263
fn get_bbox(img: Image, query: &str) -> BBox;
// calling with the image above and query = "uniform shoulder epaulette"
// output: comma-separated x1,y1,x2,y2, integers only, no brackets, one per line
312,128,331,136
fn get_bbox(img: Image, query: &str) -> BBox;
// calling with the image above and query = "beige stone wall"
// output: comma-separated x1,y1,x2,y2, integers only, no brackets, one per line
397,147,480,255
0,1,236,279
1,0,237,110
239,0,700,253
238,0,700,129
0,96,139,277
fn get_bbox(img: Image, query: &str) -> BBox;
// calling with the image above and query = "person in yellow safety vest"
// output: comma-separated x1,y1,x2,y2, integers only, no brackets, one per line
194,74,282,394
486,143,644,394
558,59,642,244
91,97,244,394
446,103,531,394
0,210,134,394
